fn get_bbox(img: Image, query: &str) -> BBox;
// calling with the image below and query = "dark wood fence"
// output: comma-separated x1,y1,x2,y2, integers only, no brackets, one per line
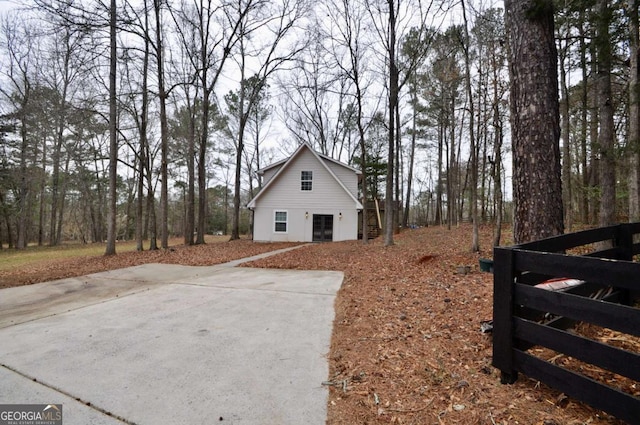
493,223,640,424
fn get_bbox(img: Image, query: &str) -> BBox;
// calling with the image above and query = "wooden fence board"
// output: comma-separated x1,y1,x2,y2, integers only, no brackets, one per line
514,350,640,424
514,283,640,338
514,318,640,381
516,226,617,252
494,223,640,423
492,247,517,383
514,251,640,290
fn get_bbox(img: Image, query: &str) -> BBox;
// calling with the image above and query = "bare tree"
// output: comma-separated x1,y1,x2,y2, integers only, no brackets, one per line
362,0,400,246
0,15,37,249
229,0,306,240
169,0,255,244
151,0,171,249
399,27,435,229
364,0,438,245
278,23,347,157
105,0,117,255
40,23,89,246
324,0,376,243
120,0,154,250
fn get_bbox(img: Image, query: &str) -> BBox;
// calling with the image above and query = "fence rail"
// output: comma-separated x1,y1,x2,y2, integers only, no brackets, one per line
492,223,640,424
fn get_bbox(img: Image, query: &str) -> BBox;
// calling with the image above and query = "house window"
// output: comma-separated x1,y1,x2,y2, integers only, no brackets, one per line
301,171,313,191
274,211,288,232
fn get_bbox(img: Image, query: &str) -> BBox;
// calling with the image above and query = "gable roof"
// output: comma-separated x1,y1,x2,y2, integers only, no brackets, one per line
247,143,363,209
256,148,362,177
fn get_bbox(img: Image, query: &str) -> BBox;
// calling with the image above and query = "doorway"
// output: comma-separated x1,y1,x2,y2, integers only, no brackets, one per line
312,214,334,242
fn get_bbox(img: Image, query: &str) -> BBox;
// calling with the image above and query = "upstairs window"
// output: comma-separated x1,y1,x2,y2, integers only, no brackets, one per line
274,211,288,233
301,171,313,191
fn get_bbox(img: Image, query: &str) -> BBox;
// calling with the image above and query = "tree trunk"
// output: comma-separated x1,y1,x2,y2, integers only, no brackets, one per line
0,190,13,248
629,0,640,222
197,87,209,244
436,123,444,226
136,134,145,251
51,147,62,244
196,9,209,245
105,0,117,256
491,54,504,247
16,113,29,250
155,0,169,249
384,0,397,246
147,175,158,250
185,93,196,245
461,0,479,252
448,94,457,227
403,89,417,228
93,161,104,243
137,1,150,252
56,151,71,243
559,39,572,231
358,114,368,244
394,100,401,234
49,57,70,247
38,135,47,246
506,0,564,244
231,124,245,240
579,12,589,224
596,0,616,227
588,30,600,225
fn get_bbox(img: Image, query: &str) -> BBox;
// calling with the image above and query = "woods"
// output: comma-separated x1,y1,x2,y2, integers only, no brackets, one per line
0,0,638,252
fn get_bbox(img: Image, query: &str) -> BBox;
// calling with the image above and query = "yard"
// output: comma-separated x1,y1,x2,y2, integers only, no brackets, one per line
0,225,629,424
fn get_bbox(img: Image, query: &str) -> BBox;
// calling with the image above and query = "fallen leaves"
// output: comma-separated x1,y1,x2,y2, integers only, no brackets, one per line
1,225,632,424
0,239,299,288
247,225,627,425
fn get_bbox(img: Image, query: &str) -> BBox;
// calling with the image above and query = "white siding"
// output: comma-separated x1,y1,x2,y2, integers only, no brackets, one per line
252,207,357,242
324,160,358,198
256,149,357,210
261,165,282,186
252,148,360,242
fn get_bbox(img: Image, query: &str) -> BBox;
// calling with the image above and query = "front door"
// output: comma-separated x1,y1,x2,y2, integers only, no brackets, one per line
312,214,334,242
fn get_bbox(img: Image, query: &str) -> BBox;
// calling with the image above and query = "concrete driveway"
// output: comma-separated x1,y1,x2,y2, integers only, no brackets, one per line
0,248,342,425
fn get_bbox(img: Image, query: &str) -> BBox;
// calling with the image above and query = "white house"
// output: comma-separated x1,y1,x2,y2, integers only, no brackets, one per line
247,143,363,242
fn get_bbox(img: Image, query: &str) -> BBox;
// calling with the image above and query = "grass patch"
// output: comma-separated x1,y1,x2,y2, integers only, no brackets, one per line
0,235,230,272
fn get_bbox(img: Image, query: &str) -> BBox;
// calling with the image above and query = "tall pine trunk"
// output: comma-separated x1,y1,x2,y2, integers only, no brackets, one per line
461,0,479,251
629,0,640,222
185,93,196,245
137,0,150,251
155,0,170,249
505,0,564,244
403,88,417,228
559,40,572,231
384,0,397,246
579,12,589,224
492,59,503,247
105,0,117,256
596,0,616,227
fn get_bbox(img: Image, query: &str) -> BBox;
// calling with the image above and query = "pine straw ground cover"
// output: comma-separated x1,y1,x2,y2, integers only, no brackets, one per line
0,225,634,424
246,224,629,425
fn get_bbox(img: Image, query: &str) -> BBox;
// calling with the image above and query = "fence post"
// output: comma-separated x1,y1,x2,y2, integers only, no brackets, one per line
615,223,633,261
492,247,518,384
614,224,633,305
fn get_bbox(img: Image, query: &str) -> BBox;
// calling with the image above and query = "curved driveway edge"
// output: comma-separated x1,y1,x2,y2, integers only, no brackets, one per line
0,262,342,425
